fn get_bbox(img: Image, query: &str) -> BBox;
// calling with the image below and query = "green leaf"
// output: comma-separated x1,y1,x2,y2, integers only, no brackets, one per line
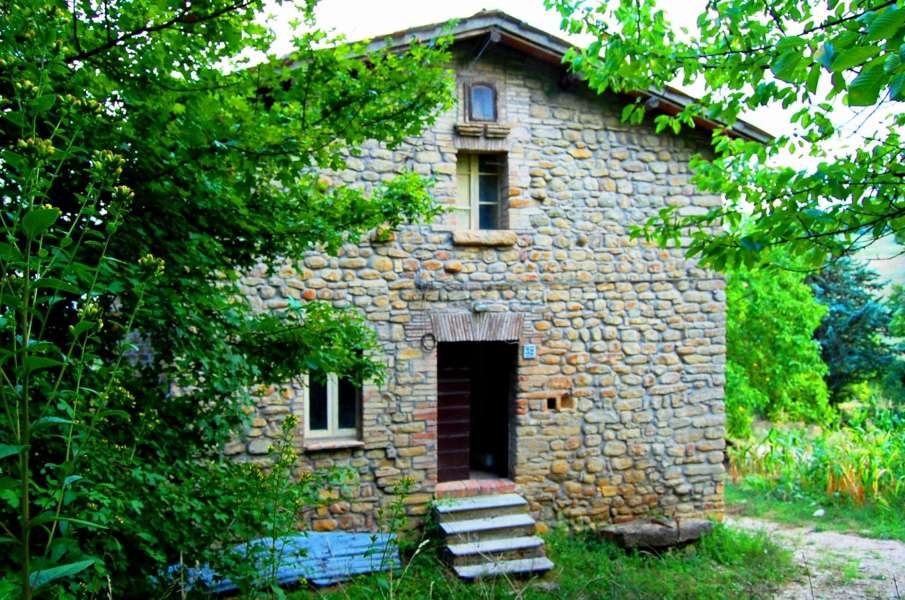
0,489,18,510
69,320,96,336
32,95,57,113
620,102,637,123
29,559,95,589
2,110,26,128
22,208,60,239
830,46,881,71
806,66,821,94
848,63,886,105
866,7,905,41
23,356,63,373
35,277,82,294
0,241,22,260
32,416,74,429
830,70,847,93
0,444,26,460
772,50,802,82
889,71,905,100
95,408,131,422
27,513,107,531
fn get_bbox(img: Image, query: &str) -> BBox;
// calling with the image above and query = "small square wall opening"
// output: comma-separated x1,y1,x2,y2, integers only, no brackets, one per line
546,397,557,411
559,395,576,411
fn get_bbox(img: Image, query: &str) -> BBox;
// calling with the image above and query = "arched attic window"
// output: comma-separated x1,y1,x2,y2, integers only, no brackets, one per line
468,83,497,121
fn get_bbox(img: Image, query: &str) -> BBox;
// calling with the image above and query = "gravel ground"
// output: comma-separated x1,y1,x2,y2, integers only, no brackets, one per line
727,516,905,599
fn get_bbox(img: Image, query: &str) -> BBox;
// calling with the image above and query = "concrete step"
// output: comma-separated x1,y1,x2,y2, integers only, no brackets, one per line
453,557,555,580
446,535,546,566
435,491,554,579
434,494,528,522
435,493,527,514
439,513,537,543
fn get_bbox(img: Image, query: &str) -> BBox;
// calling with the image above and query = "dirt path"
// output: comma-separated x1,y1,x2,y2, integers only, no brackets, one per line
727,516,905,599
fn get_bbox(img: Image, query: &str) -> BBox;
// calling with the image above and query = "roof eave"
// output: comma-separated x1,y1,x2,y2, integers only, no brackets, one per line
363,11,774,144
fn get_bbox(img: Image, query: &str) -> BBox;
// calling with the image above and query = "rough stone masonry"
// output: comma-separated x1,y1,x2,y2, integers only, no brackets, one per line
230,32,727,533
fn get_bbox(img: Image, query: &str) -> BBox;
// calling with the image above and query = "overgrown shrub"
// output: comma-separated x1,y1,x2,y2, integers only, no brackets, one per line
0,1,452,597
725,257,832,436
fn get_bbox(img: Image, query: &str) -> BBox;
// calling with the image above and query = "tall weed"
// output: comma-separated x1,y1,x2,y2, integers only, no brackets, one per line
730,425,905,507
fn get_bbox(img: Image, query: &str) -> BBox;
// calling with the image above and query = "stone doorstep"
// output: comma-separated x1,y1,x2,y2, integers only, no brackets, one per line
434,494,528,523
434,493,526,515
446,535,544,558
439,513,536,537
435,478,516,499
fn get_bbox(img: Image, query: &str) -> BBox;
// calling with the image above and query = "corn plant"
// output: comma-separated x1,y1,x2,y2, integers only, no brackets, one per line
730,425,905,507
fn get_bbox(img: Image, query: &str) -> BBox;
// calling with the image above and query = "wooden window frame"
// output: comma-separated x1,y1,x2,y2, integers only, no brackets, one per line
456,153,506,231
303,372,360,440
467,82,498,122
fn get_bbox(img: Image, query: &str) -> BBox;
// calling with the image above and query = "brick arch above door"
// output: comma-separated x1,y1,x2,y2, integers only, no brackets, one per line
429,312,523,343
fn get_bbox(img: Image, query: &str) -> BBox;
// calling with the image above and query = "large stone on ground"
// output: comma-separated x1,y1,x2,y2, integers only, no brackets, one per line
600,519,714,550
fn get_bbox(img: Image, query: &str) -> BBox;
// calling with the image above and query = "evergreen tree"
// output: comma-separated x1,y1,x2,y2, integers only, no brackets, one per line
809,258,899,399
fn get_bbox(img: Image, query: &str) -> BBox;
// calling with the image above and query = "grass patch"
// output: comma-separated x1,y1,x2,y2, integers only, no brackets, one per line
815,553,862,585
293,523,794,599
727,479,905,542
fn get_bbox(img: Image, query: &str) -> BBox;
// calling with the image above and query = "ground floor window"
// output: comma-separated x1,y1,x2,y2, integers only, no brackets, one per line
305,373,360,439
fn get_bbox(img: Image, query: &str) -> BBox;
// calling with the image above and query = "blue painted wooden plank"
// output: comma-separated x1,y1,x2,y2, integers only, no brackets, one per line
169,532,400,593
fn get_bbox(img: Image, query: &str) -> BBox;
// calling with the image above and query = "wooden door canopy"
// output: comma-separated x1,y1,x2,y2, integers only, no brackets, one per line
430,312,523,342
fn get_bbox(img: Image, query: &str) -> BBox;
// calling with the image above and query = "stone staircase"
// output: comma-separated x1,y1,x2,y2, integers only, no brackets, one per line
434,493,554,580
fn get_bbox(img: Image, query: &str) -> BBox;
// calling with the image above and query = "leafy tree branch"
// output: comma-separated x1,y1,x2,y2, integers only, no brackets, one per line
550,0,905,268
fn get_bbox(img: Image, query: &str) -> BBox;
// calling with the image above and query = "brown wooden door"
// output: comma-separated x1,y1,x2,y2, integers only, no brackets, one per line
438,345,471,482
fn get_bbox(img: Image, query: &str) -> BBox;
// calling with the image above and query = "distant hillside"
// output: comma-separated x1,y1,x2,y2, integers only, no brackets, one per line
857,237,905,295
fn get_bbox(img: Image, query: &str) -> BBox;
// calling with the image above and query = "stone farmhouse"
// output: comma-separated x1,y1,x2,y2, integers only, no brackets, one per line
231,10,769,577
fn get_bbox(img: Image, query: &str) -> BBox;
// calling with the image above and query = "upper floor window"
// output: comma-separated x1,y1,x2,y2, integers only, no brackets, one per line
468,84,497,121
456,153,505,230
305,372,360,440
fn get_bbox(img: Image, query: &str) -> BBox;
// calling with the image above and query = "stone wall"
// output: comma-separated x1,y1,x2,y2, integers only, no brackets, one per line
231,43,727,531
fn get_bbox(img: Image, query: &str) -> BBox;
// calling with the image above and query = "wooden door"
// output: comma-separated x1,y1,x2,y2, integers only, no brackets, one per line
438,345,471,482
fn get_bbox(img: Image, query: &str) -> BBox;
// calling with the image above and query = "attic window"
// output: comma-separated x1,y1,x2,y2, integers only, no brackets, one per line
469,84,497,121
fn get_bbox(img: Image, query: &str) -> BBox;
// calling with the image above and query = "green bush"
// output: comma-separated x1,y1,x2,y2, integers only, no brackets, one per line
0,1,452,597
725,257,833,436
